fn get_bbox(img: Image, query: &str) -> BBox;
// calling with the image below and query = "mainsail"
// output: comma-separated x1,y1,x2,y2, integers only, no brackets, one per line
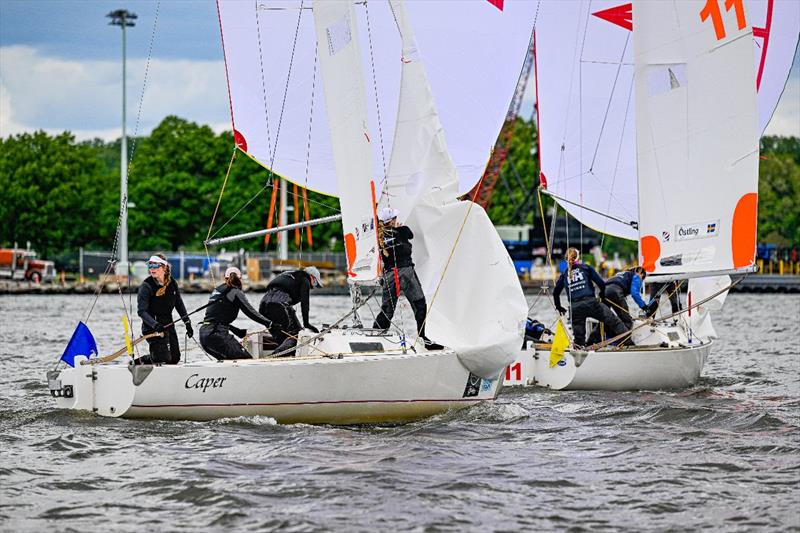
534,0,799,240
216,0,538,196
635,0,758,277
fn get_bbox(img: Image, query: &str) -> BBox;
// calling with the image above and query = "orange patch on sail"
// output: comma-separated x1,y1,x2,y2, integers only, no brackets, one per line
640,235,660,273
732,192,758,268
344,233,357,278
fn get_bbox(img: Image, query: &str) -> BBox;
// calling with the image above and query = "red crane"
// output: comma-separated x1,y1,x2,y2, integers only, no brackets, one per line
466,32,536,209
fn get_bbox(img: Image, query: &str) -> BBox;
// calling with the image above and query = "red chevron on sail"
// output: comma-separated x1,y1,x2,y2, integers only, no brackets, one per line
592,3,633,31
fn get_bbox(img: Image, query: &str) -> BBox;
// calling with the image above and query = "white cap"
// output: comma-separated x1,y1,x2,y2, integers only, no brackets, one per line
147,255,169,266
304,266,324,287
225,266,242,278
378,206,399,223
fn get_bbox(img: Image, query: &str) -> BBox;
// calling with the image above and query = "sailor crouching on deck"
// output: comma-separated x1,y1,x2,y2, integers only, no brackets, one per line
199,267,272,360
136,254,193,365
604,266,656,330
258,266,322,357
553,248,626,347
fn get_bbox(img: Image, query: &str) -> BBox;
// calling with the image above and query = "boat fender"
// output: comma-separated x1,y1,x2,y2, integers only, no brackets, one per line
572,350,588,368
129,364,154,386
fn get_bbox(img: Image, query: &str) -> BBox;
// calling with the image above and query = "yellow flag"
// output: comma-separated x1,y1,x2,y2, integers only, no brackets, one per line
122,316,133,356
549,318,570,368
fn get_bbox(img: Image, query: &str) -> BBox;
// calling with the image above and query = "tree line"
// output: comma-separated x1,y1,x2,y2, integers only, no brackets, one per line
1,116,797,264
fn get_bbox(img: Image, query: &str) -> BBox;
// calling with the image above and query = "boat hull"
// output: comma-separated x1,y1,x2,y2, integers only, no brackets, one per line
47,349,502,424
505,320,712,390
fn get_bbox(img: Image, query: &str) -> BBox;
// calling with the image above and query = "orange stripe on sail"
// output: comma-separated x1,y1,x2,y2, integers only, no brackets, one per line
640,235,660,273
732,192,758,268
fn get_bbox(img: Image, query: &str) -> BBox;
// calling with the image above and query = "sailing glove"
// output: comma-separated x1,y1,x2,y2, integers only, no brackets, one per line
153,322,165,333
184,322,194,338
556,305,567,315
305,324,320,334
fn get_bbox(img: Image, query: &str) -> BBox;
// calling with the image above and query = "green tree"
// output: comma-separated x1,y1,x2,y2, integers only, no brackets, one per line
0,131,114,256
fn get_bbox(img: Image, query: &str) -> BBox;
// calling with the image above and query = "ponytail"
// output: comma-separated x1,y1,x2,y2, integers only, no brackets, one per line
226,272,242,290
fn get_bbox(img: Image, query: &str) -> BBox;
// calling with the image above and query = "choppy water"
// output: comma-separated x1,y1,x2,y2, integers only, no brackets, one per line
0,292,798,531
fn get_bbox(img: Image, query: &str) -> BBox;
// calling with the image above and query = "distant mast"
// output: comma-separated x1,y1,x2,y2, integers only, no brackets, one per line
107,9,136,276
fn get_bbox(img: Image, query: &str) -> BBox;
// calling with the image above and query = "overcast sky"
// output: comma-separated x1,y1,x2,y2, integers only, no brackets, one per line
1,0,798,143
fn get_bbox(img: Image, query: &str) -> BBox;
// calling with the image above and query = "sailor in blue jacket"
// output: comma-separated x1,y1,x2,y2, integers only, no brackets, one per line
604,266,655,330
553,248,626,347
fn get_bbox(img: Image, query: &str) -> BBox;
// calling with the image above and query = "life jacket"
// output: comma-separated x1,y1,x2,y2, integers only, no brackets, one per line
203,284,238,325
380,225,414,269
564,264,597,301
265,270,311,305
606,270,634,296
143,276,179,321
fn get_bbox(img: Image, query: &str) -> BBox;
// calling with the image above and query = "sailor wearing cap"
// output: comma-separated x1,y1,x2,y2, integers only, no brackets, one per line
136,253,192,364
258,266,323,356
373,207,442,350
199,266,273,360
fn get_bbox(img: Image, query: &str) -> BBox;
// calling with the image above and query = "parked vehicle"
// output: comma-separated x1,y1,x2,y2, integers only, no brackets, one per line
0,248,56,283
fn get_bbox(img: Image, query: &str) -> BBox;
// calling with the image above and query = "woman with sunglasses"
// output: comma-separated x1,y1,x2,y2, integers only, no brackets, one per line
136,254,193,364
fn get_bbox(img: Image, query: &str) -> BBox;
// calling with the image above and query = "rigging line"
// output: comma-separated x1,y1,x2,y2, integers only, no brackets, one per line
588,32,631,172
601,73,635,240
268,0,306,170
81,3,162,330
541,188,637,228
301,45,318,256
364,0,388,180
254,0,275,175
204,148,238,285
552,168,638,222
208,181,271,240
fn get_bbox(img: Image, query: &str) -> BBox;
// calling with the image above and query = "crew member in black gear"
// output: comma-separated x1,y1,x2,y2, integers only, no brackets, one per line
648,280,682,317
199,266,272,360
604,266,655,330
372,207,443,350
136,254,193,365
258,266,322,356
553,248,626,347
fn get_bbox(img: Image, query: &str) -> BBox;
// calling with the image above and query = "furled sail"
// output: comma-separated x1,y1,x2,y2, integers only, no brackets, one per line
312,0,379,283
216,0,537,196
534,0,799,240
382,0,527,379
635,0,759,277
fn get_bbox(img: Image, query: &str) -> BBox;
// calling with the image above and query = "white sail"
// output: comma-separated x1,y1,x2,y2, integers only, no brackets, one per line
534,0,799,240
312,0,379,283
216,0,537,197
634,0,759,276
382,0,527,379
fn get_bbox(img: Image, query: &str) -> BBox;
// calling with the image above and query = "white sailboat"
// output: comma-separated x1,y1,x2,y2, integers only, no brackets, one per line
505,0,798,390
47,0,531,422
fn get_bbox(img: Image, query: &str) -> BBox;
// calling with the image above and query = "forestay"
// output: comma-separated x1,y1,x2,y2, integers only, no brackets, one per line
312,0,379,283
534,0,799,240
635,0,758,277
216,0,537,196
381,0,527,379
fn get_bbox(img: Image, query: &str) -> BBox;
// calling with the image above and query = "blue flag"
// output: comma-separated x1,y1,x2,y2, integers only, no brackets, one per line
61,321,98,367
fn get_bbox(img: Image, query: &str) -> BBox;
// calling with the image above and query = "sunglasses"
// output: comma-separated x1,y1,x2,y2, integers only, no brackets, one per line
148,262,165,269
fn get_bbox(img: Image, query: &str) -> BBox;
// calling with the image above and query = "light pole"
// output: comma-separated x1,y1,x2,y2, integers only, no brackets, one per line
107,9,137,276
